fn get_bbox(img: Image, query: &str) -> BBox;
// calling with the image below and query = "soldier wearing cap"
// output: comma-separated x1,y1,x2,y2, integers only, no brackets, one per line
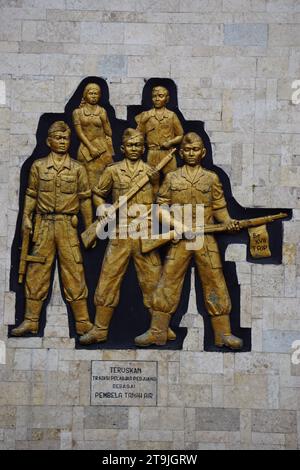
135,86,183,192
80,128,176,345
135,132,243,350
12,121,93,337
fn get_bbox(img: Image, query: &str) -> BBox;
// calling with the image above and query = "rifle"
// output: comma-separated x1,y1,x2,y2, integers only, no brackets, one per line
140,212,288,254
18,227,46,284
81,148,177,249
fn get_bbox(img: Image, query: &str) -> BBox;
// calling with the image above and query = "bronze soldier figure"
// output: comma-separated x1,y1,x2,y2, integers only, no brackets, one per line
135,85,183,192
135,132,243,350
80,128,176,345
12,121,93,337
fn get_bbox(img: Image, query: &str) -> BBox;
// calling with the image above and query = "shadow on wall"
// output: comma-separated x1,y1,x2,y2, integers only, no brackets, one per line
9,76,292,352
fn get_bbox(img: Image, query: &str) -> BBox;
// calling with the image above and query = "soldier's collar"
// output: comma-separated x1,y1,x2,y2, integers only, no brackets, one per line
62,154,71,169
47,153,71,170
149,108,170,120
119,158,144,174
181,165,204,183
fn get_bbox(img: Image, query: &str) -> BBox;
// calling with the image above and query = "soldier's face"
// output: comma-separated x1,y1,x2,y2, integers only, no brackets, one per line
122,136,145,161
85,86,100,105
180,142,206,166
152,88,169,108
47,131,70,154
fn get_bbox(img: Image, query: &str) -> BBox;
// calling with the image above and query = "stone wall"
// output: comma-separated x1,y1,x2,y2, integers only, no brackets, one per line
0,0,300,450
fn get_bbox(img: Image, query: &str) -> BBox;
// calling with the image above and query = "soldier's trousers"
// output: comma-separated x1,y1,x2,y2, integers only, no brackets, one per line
25,215,88,302
94,237,161,309
152,238,231,317
147,149,177,174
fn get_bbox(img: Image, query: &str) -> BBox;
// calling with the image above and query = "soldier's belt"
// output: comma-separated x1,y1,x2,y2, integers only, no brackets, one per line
39,213,75,220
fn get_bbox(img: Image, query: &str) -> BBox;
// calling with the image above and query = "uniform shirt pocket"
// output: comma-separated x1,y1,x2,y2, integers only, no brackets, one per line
113,181,129,197
170,182,185,191
39,175,54,192
60,175,77,194
171,183,190,204
195,183,212,204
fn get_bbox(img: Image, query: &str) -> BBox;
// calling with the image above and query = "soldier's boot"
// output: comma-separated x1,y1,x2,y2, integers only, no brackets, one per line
70,299,93,336
134,311,171,347
79,306,114,345
149,309,176,341
211,315,243,350
11,299,43,336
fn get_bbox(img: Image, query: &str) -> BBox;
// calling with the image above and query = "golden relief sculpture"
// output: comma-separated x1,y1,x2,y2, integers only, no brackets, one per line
12,121,93,337
135,85,184,194
73,83,114,189
135,132,243,348
79,128,176,346
12,79,287,351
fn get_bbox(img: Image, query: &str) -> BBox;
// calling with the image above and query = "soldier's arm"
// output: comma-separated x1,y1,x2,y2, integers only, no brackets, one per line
99,108,112,138
145,163,160,184
156,175,183,233
77,165,93,228
161,113,184,149
100,108,114,155
80,198,93,228
135,112,146,135
22,163,38,233
211,174,230,223
72,109,92,150
212,174,240,231
92,166,113,210
73,109,102,159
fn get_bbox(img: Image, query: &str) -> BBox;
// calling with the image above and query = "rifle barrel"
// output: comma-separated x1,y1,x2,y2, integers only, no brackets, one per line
140,212,288,254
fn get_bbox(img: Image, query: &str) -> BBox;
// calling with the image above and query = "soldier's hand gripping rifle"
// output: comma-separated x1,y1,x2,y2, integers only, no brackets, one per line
81,148,177,249
18,226,46,284
140,212,288,254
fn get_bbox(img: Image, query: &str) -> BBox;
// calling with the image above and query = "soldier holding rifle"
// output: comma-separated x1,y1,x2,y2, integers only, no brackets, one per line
80,128,176,345
135,132,287,348
135,132,244,349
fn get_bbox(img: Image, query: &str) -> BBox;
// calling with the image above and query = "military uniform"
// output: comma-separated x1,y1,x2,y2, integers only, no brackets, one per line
92,159,161,310
135,108,183,174
80,156,170,346
12,152,93,336
151,166,231,317
135,165,242,349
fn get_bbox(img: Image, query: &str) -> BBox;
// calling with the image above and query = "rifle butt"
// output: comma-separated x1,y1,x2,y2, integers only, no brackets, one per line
81,228,96,249
18,228,31,284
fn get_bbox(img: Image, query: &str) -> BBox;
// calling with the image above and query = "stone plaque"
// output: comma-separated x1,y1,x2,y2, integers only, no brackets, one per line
91,361,158,406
